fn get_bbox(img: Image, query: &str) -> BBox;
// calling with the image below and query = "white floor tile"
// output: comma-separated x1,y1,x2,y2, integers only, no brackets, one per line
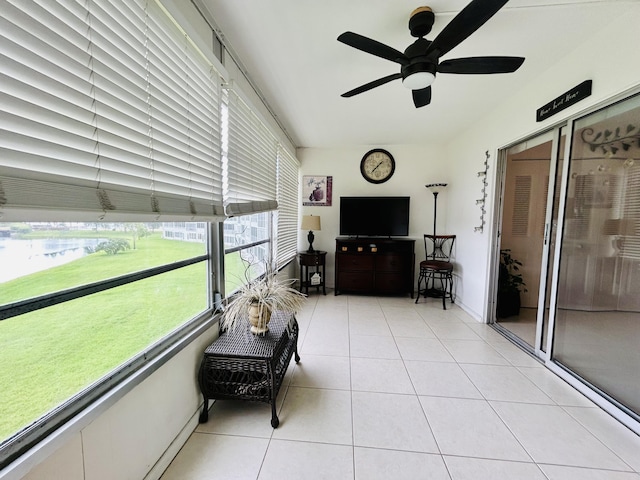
352,391,439,453
491,401,632,470
451,309,479,323
405,360,483,399
350,334,400,359
309,306,350,324
161,294,638,480
563,406,640,472
196,400,275,438
518,367,596,407
301,327,350,356
417,308,461,325
441,339,510,365
539,464,640,480
466,323,513,343
444,456,547,480
490,341,544,367
272,386,352,444
355,447,451,480
429,321,481,340
378,296,415,307
160,433,268,480
386,317,436,338
349,315,392,336
290,354,351,390
381,305,426,321
419,396,531,461
351,357,415,394
461,364,554,404
259,440,354,480
395,337,455,362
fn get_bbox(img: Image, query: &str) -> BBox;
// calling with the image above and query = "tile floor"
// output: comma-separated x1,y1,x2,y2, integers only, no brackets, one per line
160,293,640,480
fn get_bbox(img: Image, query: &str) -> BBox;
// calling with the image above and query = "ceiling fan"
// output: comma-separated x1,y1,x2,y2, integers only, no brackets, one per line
337,0,524,108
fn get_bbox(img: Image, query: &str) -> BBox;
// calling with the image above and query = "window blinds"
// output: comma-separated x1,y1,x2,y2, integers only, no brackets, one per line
225,89,278,216
0,0,224,221
276,146,300,269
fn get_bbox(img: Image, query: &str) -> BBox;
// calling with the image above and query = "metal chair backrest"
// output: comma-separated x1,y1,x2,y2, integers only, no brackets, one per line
424,235,456,262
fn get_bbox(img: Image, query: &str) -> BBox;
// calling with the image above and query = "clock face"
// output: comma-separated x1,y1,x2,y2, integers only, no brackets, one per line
360,149,395,184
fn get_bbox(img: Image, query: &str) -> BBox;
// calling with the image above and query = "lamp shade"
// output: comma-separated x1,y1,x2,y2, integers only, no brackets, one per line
425,183,448,194
301,215,321,231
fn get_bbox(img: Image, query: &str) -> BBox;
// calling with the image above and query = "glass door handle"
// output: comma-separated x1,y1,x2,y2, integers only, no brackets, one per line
544,223,550,245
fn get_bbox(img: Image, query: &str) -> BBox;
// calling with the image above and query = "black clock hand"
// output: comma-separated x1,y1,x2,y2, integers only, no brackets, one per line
371,161,383,173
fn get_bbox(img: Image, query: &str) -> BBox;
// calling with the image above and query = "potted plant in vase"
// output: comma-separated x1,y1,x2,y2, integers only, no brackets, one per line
221,263,307,335
497,249,527,318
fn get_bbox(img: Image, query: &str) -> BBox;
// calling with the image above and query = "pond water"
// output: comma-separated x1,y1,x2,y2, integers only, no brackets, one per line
0,237,105,283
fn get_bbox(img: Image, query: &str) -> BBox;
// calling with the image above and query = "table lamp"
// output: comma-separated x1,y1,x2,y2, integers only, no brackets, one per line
301,215,321,253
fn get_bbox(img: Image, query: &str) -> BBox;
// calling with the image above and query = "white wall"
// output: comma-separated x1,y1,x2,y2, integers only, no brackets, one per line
297,143,448,296
445,3,640,320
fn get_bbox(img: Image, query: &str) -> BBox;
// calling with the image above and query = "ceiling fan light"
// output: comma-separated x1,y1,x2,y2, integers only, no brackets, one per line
402,71,435,90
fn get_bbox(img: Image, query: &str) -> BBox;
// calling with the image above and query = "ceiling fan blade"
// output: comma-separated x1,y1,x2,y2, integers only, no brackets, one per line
338,32,410,65
425,0,509,58
341,73,402,97
438,56,524,74
412,86,432,108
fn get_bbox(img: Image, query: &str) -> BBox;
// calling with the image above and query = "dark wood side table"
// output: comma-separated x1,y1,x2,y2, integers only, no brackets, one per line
197,311,299,428
299,250,327,295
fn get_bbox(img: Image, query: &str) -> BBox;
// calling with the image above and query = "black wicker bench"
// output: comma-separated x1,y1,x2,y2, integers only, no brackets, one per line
197,311,300,428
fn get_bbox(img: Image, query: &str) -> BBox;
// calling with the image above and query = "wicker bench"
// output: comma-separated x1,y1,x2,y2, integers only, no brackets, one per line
197,311,300,428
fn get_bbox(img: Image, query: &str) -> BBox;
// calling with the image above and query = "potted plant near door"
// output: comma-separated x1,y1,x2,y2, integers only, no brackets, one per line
497,249,527,318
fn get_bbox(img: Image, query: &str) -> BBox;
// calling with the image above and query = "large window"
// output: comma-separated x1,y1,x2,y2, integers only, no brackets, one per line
0,0,299,467
223,213,271,294
0,222,208,453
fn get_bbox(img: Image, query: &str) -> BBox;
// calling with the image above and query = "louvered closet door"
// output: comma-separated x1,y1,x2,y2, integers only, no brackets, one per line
500,145,552,309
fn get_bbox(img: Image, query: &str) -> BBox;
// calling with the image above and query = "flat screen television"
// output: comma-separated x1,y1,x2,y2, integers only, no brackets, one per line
339,196,410,237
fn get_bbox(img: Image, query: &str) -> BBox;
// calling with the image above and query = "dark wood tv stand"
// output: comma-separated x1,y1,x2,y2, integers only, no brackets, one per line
335,237,415,297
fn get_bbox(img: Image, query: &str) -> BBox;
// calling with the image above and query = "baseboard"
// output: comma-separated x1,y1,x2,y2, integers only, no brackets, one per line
144,402,209,480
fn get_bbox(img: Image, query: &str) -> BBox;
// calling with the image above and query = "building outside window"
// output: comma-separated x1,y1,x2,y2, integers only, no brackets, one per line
223,212,271,295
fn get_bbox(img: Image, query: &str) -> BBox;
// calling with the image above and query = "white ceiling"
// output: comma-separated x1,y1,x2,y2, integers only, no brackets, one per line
198,0,637,148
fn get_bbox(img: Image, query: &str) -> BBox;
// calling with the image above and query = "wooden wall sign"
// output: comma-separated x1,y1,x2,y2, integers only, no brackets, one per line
536,80,592,122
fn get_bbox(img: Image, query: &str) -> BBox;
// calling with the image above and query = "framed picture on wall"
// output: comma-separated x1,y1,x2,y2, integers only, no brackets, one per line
303,176,333,206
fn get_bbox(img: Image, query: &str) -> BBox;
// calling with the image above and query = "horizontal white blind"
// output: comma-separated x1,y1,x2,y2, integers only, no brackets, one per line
0,0,224,221
276,147,300,269
225,90,278,216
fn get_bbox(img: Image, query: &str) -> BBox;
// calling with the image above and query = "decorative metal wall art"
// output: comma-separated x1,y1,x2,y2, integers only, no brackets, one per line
474,151,489,233
580,123,640,155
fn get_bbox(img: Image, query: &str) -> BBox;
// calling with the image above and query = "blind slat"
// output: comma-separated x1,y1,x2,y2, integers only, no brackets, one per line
276,147,300,268
225,91,278,214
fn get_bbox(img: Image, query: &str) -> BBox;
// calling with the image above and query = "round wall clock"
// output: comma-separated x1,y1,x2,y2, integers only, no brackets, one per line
360,149,395,184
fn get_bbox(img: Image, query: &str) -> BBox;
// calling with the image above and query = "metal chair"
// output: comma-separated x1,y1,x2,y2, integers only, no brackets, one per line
415,234,455,309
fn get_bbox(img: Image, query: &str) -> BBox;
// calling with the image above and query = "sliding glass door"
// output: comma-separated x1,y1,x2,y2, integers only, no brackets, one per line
551,92,640,422
494,90,640,430
495,129,562,352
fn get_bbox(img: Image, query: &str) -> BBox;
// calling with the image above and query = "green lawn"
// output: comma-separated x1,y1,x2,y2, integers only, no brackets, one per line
0,233,246,441
0,233,204,305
